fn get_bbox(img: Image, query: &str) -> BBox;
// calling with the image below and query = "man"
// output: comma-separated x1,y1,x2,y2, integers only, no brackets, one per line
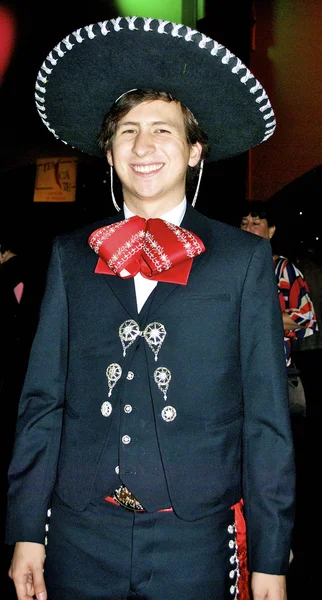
6,16,295,600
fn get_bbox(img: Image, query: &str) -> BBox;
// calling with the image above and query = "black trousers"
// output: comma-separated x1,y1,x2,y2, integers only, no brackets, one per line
44,493,240,600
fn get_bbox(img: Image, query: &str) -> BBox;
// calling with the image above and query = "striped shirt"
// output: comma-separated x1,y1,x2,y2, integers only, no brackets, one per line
274,256,318,366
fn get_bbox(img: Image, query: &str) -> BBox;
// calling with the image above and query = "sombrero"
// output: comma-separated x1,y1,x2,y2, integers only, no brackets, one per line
35,16,276,162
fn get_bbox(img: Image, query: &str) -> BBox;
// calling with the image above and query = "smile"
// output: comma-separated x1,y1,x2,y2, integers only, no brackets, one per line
132,163,163,173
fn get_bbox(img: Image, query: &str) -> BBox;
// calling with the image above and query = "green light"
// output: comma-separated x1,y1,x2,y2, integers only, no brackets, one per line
115,1,183,23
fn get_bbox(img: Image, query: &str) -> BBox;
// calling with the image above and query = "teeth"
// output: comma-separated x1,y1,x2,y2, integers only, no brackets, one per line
133,164,163,173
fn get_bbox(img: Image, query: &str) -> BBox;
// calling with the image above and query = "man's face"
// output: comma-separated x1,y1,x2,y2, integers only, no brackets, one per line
240,213,275,240
106,100,201,213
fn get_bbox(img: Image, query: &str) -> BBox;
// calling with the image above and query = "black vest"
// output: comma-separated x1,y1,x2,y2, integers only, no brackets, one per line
92,291,171,510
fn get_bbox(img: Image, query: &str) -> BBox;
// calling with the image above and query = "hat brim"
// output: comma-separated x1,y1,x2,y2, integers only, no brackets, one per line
35,16,276,162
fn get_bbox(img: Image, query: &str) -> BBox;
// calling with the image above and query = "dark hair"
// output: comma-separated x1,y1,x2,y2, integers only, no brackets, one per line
239,200,276,227
98,89,209,187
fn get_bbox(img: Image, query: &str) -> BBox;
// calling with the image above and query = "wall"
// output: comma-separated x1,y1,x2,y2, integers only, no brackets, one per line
249,0,322,199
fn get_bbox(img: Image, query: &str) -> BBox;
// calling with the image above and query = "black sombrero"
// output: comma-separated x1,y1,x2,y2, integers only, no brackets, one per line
35,16,276,162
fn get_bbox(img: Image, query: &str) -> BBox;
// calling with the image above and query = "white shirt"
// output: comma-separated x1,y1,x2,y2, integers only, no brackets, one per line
124,198,187,313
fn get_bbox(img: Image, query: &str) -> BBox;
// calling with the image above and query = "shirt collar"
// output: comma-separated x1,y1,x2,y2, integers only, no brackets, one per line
123,197,187,227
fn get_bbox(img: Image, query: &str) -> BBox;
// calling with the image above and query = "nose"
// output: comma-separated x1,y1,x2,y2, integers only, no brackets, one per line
132,130,154,157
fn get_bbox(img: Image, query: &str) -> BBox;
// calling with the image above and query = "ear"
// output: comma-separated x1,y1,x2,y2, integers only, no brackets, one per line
188,142,202,167
106,148,113,167
268,225,276,239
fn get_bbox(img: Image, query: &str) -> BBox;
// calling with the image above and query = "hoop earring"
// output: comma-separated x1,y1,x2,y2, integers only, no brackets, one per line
191,159,204,208
110,165,121,212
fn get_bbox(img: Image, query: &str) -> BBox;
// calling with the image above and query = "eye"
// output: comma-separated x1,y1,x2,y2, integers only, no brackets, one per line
155,128,171,134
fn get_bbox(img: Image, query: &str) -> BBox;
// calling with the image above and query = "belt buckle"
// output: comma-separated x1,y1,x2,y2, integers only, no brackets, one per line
113,485,145,512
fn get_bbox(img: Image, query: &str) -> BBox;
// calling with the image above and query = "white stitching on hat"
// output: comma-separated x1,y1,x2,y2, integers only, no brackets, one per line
259,100,272,111
231,58,242,73
34,16,276,151
35,103,46,114
265,119,276,128
61,36,74,51
171,23,184,38
249,80,261,93
37,71,47,83
110,17,123,31
143,17,154,31
210,40,225,56
35,81,46,94
240,69,253,84
198,33,213,49
263,110,274,120
125,17,138,30
53,43,66,59
84,24,96,39
184,27,199,42
46,52,58,66
72,28,85,43
255,90,268,103
35,94,45,105
221,50,234,65
97,21,111,35
157,20,170,34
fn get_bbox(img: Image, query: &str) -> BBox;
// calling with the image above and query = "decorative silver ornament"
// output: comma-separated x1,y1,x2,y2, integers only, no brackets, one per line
154,367,171,401
105,363,122,397
119,320,140,356
161,405,177,422
101,400,113,417
143,322,167,361
119,319,167,360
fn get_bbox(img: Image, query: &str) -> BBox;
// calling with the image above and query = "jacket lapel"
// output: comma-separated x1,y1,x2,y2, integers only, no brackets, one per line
89,211,138,319
149,204,211,316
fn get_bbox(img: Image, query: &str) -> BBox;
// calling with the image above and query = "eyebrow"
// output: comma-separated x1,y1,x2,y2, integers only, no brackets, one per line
118,120,177,128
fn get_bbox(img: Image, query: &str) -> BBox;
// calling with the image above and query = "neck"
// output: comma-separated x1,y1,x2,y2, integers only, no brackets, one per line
123,196,184,220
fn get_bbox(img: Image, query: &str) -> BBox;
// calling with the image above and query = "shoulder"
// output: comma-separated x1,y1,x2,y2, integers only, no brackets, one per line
53,215,119,253
275,255,305,281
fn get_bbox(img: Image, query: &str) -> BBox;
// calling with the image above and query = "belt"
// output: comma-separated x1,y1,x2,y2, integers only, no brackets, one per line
105,484,173,513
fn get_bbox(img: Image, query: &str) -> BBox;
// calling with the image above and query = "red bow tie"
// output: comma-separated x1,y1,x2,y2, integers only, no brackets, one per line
88,216,205,285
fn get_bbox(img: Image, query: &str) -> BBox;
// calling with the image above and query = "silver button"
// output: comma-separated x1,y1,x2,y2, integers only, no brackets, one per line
115,465,120,474
161,406,177,422
124,404,132,413
229,570,235,579
126,371,135,380
101,401,113,417
227,524,234,534
122,435,131,444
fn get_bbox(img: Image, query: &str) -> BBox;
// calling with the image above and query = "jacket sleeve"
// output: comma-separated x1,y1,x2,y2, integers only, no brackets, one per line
6,239,68,544
240,239,296,574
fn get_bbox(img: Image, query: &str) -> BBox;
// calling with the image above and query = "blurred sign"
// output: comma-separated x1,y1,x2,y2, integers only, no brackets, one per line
33,157,78,202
